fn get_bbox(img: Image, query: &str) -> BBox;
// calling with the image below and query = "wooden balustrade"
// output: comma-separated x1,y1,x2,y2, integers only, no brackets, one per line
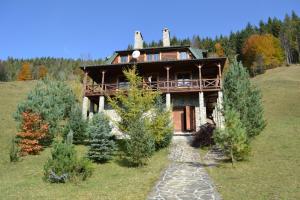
85,78,221,96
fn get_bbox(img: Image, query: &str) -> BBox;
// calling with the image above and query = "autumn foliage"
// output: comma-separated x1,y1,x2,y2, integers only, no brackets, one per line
215,42,225,57
242,34,284,73
17,111,49,155
38,65,48,79
17,63,32,81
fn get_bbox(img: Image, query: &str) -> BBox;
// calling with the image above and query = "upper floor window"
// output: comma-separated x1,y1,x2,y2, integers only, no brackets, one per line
147,53,160,61
120,56,128,63
179,52,188,60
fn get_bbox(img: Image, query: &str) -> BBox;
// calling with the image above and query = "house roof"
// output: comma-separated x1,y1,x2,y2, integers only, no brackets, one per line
101,45,208,65
81,57,226,70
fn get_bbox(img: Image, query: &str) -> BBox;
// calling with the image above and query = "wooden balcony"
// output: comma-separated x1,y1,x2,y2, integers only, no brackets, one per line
85,78,221,96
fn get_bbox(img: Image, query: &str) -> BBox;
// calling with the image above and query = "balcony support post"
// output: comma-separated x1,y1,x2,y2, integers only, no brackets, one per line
166,93,171,110
218,63,222,88
198,64,202,90
89,101,94,120
82,96,89,120
101,70,106,94
98,96,105,113
199,92,206,125
165,66,171,92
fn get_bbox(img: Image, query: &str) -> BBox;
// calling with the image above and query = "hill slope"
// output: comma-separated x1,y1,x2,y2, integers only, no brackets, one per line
206,65,300,200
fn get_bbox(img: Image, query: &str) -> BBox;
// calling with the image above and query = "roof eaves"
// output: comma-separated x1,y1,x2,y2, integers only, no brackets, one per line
103,52,118,64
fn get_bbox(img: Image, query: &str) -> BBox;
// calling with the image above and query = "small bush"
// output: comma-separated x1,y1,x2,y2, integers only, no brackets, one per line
44,142,93,183
87,113,115,163
9,137,20,162
63,105,87,144
124,119,155,166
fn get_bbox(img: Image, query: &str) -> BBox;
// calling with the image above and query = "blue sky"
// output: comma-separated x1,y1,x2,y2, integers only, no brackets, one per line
1,0,299,60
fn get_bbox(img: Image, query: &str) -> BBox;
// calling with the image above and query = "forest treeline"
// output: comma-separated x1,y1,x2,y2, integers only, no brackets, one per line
129,11,300,75
0,11,299,81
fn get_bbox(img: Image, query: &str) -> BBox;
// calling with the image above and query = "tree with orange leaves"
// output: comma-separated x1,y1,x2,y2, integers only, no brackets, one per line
38,65,48,79
17,111,49,155
215,42,225,57
242,34,284,74
17,63,32,81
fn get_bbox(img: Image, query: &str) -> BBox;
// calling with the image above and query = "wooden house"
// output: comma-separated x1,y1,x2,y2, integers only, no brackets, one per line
81,28,225,134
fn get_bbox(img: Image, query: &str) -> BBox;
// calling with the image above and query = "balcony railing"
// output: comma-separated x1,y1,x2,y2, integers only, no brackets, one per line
85,78,221,96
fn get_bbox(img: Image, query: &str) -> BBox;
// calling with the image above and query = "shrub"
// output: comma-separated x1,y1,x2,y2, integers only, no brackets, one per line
44,142,93,183
9,137,20,162
124,119,155,166
150,96,173,150
16,111,49,155
87,114,115,163
213,108,249,164
63,105,87,144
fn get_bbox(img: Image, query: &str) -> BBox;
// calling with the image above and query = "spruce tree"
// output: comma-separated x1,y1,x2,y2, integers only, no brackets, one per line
223,61,266,139
214,108,249,164
87,113,115,163
63,105,87,144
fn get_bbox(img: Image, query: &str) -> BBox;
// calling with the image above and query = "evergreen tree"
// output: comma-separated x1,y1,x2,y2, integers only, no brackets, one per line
108,66,158,166
213,108,249,164
63,104,87,144
15,79,77,142
150,95,173,150
125,118,155,166
87,113,115,163
223,61,266,139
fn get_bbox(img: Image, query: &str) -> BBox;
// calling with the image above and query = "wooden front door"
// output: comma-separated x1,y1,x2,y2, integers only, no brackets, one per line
173,106,196,132
173,107,185,132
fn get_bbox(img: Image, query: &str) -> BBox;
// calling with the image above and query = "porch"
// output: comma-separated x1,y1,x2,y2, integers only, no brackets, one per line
84,78,221,96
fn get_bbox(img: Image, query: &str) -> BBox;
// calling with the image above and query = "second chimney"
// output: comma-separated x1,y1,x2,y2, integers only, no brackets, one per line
163,28,170,47
134,31,143,49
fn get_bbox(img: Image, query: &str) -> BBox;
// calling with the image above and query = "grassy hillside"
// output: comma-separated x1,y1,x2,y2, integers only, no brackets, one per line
0,81,168,200
205,65,300,200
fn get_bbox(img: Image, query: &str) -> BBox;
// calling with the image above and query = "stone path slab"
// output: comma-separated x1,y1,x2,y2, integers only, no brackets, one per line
147,136,221,200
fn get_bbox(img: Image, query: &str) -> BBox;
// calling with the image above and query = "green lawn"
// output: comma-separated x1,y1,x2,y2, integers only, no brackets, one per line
0,81,169,200
203,65,300,200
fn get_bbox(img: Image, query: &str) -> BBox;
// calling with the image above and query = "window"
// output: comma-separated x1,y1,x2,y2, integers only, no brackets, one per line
179,52,188,60
147,53,160,61
120,56,128,63
147,54,152,61
177,73,191,87
153,54,159,61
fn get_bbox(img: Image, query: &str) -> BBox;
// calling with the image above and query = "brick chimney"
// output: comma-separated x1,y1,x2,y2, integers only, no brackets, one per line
162,28,170,47
134,31,143,49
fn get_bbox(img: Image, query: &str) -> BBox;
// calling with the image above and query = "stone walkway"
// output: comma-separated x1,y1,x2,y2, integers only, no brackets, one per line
147,136,221,200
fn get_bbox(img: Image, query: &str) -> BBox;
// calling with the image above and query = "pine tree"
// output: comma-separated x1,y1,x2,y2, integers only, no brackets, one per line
87,113,115,163
223,61,266,139
213,108,249,164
